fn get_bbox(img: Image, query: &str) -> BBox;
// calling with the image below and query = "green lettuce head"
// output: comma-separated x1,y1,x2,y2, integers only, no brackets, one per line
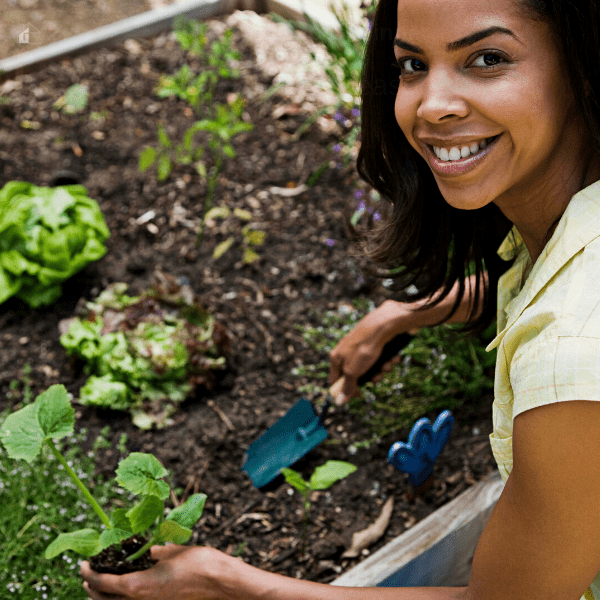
0,181,110,307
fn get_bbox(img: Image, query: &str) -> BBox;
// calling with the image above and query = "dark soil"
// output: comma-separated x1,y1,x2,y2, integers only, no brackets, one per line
0,14,497,583
89,535,158,574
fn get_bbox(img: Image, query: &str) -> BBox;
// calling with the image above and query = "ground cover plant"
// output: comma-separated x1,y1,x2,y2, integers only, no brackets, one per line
0,384,207,574
0,181,109,308
282,460,357,558
0,9,498,590
58,273,230,429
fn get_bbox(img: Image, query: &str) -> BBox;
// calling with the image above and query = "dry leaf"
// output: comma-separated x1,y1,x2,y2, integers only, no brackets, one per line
342,496,394,558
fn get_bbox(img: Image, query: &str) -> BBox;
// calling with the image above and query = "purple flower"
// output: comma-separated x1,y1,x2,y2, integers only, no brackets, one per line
368,207,374,214
336,163,343,169
352,108,360,117
354,189,364,199
373,211,381,221
326,238,335,247
333,144,341,152
357,200,366,211
357,275,364,284
334,111,344,122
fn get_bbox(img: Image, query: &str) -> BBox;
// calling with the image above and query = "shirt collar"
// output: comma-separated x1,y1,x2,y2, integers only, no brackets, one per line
486,179,600,351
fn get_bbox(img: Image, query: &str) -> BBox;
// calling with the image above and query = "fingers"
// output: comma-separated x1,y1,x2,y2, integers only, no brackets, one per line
80,561,133,599
83,580,123,600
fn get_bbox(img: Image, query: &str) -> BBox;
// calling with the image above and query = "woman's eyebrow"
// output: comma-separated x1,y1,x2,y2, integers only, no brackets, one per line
393,26,522,54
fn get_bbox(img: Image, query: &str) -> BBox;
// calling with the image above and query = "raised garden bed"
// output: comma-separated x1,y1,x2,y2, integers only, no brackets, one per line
0,1,500,587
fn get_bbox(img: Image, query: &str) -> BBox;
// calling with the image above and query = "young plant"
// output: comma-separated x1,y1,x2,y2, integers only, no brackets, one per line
205,206,267,265
53,83,89,115
0,181,110,308
0,384,206,570
281,460,356,558
138,16,252,249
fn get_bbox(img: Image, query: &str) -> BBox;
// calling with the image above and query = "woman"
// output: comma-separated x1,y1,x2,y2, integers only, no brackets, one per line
81,0,600,598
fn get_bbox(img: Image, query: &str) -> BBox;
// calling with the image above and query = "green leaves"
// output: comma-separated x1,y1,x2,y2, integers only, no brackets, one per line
0,404,44,463
282,461,357,496
156,520,192,545
116,453,170,499
126,495,164,534
310,461,357,490
0,384,74,463
166,494,207,529
45,529,100,559
0,182,110,307
2,384,209,565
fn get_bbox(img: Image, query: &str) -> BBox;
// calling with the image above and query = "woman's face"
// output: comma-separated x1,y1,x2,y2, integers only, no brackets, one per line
393,0,588,215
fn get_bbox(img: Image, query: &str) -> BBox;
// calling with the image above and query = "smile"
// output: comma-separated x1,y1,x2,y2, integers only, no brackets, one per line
425,134,502,177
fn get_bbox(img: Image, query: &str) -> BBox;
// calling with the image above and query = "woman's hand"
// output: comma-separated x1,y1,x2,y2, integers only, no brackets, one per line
329,300,420,405
81,544,232,600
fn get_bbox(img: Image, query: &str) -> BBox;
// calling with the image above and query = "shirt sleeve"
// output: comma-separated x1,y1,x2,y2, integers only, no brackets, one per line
510,336,600,419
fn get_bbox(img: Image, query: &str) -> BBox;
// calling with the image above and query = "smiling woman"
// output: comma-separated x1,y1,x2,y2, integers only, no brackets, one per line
81,1,600,599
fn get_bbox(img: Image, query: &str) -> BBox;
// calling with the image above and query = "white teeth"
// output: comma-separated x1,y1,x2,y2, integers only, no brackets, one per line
433,137,494,162
448,147,461,161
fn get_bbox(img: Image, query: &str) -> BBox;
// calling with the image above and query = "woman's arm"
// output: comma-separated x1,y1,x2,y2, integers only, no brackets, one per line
81,545,467,600
330,272,489,403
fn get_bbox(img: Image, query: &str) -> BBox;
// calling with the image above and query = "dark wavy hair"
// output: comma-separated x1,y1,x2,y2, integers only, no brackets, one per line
354,0,600,337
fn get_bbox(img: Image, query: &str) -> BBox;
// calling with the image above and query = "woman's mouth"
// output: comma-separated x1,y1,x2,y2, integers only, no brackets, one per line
426,134,502,176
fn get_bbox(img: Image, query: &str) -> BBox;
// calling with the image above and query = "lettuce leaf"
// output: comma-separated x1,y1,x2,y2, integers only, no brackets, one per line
0,182,110,307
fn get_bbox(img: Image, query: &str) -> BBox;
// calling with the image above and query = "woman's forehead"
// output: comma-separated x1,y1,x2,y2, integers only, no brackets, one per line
395,0,526,31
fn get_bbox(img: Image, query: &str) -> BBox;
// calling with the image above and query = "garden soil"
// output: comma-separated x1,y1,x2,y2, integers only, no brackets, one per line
0,11,497,584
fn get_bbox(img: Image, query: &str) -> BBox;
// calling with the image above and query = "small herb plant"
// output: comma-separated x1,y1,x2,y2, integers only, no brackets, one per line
138,16,253,247
0,181,110,308
0,384,207,566
282,460,356,557
59,277,229,429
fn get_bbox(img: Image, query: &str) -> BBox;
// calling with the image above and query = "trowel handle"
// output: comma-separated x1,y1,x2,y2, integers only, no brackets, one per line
330,332,414,398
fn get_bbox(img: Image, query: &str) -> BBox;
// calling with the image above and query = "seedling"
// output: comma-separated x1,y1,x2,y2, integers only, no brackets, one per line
282,460,356,558
206,206,267,265
0,385,206,569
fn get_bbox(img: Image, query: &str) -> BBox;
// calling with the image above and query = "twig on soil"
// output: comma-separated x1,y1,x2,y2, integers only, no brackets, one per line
207,400,235,431
212,499,261,535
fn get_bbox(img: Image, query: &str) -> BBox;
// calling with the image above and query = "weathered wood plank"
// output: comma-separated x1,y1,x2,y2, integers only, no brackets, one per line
331,470,505,587
0,0,345,79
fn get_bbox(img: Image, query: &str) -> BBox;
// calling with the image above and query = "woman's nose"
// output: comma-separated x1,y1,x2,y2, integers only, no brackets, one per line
416,70,470,122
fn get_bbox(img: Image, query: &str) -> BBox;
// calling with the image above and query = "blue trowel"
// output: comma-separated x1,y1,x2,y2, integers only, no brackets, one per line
241,333,414,489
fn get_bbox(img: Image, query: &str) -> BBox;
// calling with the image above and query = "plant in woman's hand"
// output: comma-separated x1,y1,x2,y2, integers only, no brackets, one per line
0,384,206,571
282,460,356,558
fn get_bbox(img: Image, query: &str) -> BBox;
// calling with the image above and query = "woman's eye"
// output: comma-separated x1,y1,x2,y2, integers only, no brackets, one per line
471,53,505,68
392,58,426,75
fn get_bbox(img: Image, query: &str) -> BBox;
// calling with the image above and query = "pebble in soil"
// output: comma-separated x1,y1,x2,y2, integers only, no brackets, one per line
89,534,158,574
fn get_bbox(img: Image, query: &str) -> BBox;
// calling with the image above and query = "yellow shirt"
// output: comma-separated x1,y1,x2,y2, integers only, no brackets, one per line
486,180,600,600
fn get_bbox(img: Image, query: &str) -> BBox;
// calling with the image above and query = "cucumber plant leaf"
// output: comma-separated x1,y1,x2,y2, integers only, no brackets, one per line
0,403,44,463
35,384,75,440
45,529,100,559
97,528,136,554
166,493,207,529
126,495,164,534
115,453,170,499
156,520,192,545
